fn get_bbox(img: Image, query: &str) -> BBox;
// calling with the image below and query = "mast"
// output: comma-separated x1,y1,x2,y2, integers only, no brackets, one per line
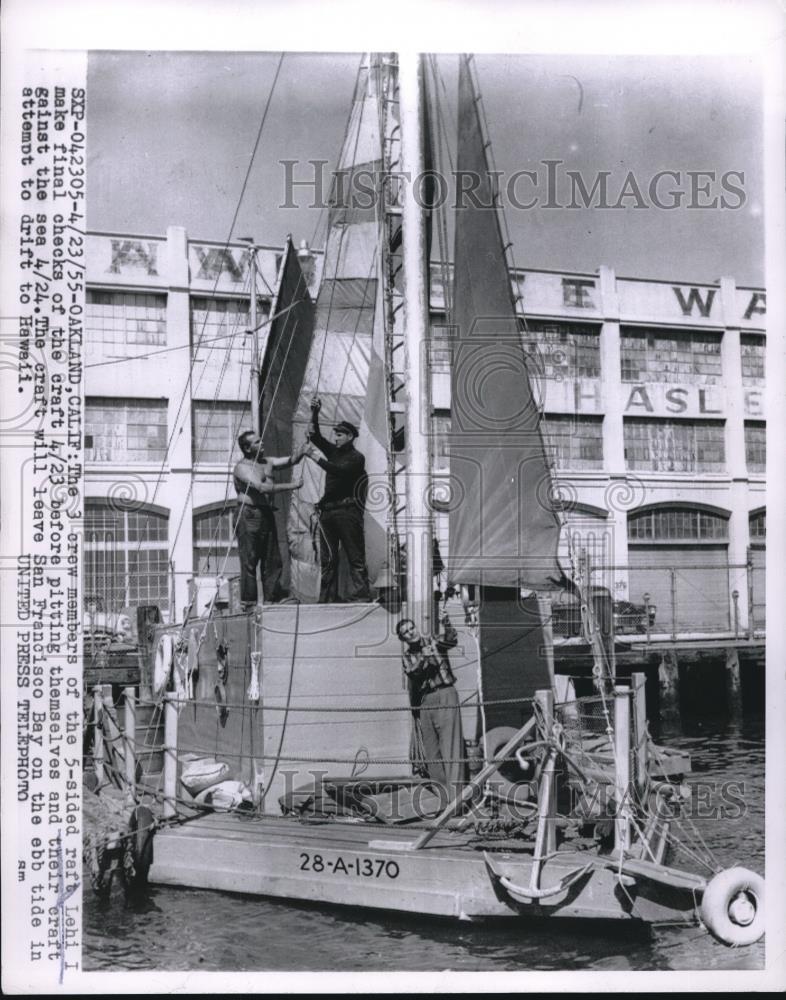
239,238,261,434
250,247,260,434
398,52,433,635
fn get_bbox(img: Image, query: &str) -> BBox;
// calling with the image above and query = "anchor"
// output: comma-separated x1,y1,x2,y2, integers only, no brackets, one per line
485,748,592,903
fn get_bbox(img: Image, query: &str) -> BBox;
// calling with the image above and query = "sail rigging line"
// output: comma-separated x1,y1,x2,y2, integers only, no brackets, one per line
180,290,307,622
186,251,317,626
94,55,290,620
458,54,614,686
371,53,408,591
311,57,380,395
196,254,311,579
260,600,301,808
222,52,286,255
162,268,255,596
147,256,310,600
303,54,367,267
83,298,310,370
426,55,455,325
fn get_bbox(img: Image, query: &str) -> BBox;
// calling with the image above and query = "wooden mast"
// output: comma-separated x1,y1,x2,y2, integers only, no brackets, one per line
398,52,433,636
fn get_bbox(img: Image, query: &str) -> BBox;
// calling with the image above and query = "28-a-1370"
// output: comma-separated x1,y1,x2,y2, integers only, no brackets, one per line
299,852,400,879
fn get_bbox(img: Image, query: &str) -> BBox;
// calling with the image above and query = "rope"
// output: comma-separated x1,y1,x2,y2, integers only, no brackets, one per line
127,692,535,715
86,55,290,622
262,601,300,802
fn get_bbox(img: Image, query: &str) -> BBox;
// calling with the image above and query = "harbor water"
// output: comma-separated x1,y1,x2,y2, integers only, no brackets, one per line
83,715,765,973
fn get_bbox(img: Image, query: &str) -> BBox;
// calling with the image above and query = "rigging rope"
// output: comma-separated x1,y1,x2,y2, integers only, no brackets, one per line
90,54,290,624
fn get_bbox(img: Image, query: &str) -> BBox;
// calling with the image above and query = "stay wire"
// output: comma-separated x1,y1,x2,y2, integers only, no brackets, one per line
97,54,288,617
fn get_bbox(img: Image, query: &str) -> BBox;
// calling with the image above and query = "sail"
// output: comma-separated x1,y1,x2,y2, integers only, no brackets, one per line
287,58,389,601
260,236,315,594
448,56,562,589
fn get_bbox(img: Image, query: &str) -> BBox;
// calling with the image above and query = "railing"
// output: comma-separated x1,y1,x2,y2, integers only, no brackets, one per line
551,560,765,641
85,559,766,641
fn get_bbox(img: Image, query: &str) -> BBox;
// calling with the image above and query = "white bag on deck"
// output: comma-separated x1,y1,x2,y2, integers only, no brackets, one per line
194,780,253,811
180,756,230,795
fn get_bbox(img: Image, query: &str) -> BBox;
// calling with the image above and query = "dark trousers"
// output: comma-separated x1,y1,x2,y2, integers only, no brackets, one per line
418,685,465,802
317,505,370,603
235,506,283,605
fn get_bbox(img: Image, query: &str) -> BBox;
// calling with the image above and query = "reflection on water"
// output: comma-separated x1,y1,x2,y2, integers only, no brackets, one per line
83,717,764,973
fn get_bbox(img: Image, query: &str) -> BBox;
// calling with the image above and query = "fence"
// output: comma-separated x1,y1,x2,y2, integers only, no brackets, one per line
85,559,765,642
584,560,764,640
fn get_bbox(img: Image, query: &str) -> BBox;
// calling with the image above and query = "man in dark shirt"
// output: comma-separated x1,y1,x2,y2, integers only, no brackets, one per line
304,397,371,603
396,615,465,801
233,430,304,609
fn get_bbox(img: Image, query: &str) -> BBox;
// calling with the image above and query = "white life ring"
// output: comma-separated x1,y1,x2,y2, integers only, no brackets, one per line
700,866,765,946
483,726,534,806
153,632,175,697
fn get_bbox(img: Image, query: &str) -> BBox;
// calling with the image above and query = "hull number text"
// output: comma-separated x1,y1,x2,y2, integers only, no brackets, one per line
299,852,400,879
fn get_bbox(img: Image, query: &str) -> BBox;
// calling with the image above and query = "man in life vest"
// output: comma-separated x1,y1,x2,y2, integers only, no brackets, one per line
396,614,465,804
303,397,371,603
233,430,304,610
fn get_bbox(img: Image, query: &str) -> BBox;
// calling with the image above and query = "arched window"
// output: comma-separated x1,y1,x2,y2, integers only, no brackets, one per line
84,500,170,611
628,505,729,542
193,503,239,577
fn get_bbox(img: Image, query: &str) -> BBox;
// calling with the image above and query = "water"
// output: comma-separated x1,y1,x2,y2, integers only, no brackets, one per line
83,716,765,973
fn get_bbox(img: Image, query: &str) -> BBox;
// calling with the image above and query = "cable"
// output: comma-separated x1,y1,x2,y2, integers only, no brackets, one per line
261,601,300,805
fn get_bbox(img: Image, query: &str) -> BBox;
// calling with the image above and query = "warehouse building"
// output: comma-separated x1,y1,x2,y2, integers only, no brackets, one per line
84,227,766,637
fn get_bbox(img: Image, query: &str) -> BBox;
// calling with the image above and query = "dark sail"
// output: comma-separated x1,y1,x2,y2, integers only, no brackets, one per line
260,236,316,593
448,56,562,589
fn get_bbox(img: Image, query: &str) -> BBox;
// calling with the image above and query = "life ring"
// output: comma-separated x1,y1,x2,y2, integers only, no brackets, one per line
700,867,765,946
153,632,175,697
483,726,534,806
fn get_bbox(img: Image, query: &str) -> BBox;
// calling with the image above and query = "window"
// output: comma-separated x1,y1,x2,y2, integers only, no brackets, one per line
523,322,600,379
431,411,451,472
542,414,603,470
193,401,251,464
86,290,166,358
620,327,722,384
84,501,169,611
628,507,728,542
741,334,765,384
745,422,766,473
193,506,239,577
85,398,167,462
191,296,251,345
561,278,596,308
429,326,454,373
191,296,258,398
624,418,725,473
749,509,766,541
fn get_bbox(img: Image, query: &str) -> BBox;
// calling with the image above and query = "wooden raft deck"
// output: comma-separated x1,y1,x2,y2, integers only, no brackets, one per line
149,812,657,922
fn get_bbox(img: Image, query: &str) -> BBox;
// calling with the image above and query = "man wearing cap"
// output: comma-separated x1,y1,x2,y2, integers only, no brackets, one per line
233,430,304,610
304,397,371,603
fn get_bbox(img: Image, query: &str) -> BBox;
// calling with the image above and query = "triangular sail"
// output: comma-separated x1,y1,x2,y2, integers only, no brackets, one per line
448,56,562,590
260,236,315,595
287,58,389,601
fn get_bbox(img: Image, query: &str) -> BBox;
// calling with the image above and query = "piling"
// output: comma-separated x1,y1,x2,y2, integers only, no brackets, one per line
724,647,743,722
613,686,631,852
93,686,105,786
658,650,681,724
